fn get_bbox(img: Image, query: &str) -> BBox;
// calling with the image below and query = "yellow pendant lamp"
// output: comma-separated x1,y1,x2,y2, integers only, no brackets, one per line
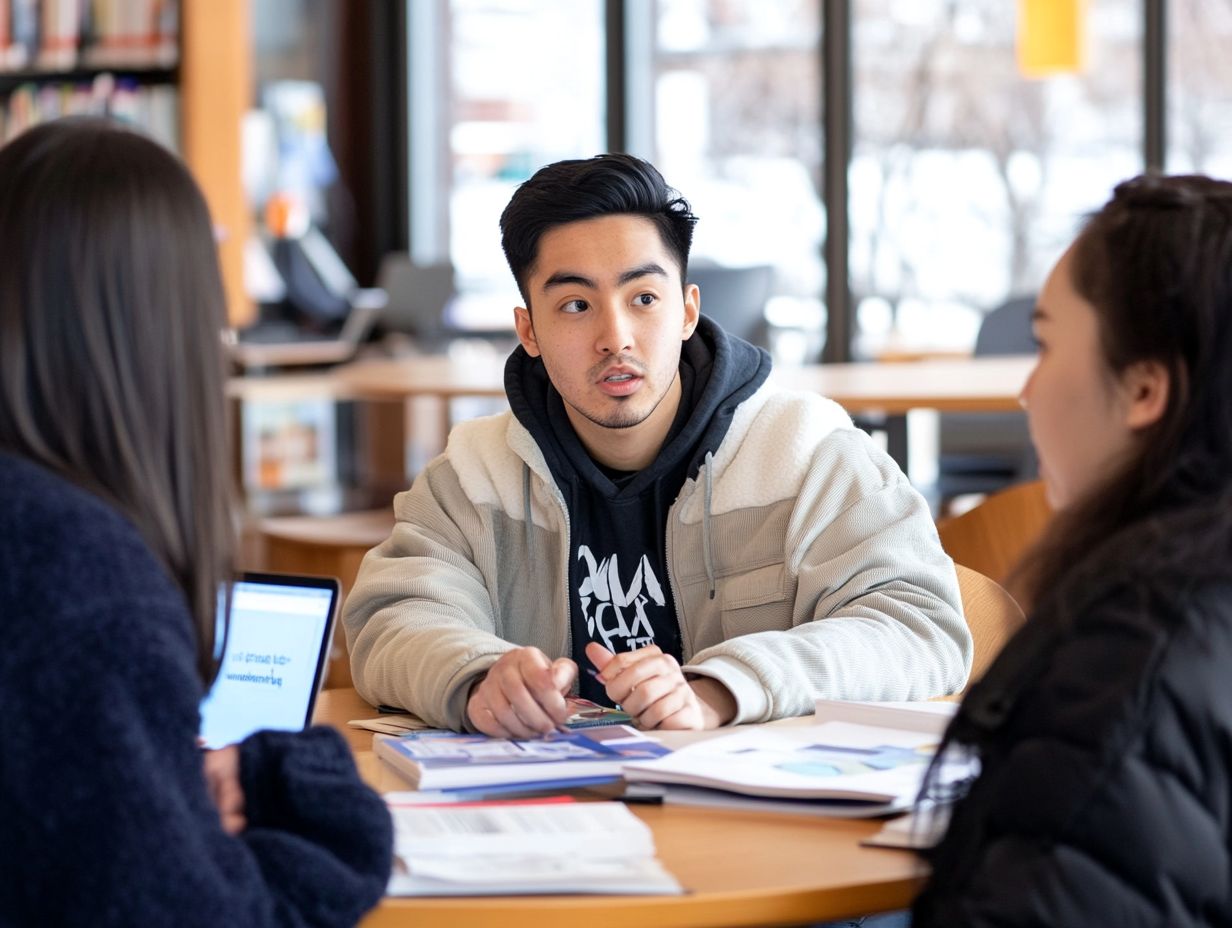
1017,0,1087,77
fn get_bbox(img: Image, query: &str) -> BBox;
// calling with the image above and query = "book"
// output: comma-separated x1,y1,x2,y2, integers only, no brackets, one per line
374,724,670,791
385,800,683,896
650,783,908,819
621,700,967,816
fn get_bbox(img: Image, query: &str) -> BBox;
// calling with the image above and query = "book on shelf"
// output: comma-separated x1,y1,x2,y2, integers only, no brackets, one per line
620,699,967,817
0,0,179,73
385,799,683,896
374,724,670,791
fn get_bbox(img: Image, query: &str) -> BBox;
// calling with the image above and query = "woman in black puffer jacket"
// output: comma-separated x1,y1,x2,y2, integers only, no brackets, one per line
913,173,1232,928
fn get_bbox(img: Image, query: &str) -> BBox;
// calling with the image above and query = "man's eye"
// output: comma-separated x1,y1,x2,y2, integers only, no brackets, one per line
634,293,657,307
562,300,588,314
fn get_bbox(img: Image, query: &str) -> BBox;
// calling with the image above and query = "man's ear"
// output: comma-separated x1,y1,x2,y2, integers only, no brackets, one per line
1122,359,1169,431
514,305,541,357
682,283,700,341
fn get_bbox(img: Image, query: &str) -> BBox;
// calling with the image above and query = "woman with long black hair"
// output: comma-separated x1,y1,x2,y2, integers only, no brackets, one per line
0,119,391,926
913,173,1232,926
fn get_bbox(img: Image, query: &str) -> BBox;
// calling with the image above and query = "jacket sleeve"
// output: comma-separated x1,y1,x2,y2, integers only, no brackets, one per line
343,457,521,728
913,586,1232,927
1,600,392,928
686,427,971,722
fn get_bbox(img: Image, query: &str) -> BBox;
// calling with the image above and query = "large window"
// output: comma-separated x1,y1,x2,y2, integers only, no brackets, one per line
1168,0,1232,176
647,0,825,360
850,0,1141,358
407,1,1219,360
410,0,605,306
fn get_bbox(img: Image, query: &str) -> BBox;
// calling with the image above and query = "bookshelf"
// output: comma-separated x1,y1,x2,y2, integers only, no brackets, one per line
0,0,253,325
181,0,251,326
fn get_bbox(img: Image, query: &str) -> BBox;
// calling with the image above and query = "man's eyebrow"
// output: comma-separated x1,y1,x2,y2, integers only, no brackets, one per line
617,262,669,286
542,271,596,290
1031,306,1049,323
541,262,669,291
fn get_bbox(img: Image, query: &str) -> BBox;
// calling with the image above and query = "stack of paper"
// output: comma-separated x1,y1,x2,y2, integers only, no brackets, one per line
386,800,683,896
621,699,968,818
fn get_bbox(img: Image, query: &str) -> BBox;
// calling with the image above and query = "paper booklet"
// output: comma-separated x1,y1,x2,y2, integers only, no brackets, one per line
861,803,953,850
386,800,683,896
621,700,966,817
374,724,670,791
348,698,633,737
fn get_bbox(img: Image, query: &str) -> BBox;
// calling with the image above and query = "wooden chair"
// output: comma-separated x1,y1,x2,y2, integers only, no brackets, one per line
937,479,1052,585
951,563,1025,696
259,508,396,688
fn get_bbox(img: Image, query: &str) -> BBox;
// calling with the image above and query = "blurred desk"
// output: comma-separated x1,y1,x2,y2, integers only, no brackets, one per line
774,355,1033,472
312,688,926,928
228,354,1035,487
772,355,1032,415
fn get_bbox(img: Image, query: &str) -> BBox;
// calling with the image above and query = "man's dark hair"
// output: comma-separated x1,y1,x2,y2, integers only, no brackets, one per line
499,153,698,306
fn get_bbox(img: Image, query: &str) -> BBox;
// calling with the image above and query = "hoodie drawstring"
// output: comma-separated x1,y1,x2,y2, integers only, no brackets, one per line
702,451,716,600
523,463,534,578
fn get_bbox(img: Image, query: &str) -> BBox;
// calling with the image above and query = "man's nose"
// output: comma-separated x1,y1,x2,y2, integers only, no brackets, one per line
595,305,634,355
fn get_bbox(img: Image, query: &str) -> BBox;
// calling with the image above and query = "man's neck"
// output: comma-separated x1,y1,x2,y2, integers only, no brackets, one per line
566,374,683,472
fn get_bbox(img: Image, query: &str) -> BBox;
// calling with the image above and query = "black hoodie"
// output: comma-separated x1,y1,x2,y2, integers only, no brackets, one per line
504,316,771,705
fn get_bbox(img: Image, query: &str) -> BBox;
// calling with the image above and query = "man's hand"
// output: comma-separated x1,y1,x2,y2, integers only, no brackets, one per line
466,647,577,738
585,642,736,730
202,744,246,836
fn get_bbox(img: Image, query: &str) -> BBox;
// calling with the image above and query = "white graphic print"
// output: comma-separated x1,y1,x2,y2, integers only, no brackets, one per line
577,545,665,652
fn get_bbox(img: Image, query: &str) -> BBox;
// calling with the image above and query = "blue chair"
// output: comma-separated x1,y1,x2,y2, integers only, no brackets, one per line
688,263,776,349
935,296,1038,508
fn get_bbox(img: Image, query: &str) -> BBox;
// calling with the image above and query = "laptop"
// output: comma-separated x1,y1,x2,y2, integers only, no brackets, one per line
199,572,340,749
226,288,387,370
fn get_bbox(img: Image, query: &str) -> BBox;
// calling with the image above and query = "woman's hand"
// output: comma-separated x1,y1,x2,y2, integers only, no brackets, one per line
202,745,247,835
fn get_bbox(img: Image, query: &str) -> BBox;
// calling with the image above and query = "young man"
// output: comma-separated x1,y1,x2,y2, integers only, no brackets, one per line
344,154,970,736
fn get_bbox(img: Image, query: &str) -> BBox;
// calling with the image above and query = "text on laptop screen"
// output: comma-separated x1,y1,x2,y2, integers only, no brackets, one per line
199,579,334,749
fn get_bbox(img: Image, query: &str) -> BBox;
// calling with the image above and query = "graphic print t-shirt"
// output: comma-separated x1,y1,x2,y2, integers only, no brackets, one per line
563,457,686,705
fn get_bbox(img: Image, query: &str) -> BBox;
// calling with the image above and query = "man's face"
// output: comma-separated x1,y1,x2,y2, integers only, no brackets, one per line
513,214,700,439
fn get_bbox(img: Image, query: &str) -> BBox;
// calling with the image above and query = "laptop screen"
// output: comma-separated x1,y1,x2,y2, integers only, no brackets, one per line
199,573,339,749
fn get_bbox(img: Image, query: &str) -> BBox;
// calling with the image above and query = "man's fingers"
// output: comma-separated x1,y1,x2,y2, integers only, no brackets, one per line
489,700,544,739
550,657,578,693
635,686,690,730
584,641,616,675
598,644,662,679
646,696,704,731
498,677,560,735
603,652,678,705
620,673,679,721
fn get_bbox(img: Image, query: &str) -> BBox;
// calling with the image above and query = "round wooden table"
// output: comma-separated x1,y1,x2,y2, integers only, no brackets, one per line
313,689,927,928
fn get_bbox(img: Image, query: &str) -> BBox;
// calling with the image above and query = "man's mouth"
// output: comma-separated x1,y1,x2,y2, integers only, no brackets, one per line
596,365,644,397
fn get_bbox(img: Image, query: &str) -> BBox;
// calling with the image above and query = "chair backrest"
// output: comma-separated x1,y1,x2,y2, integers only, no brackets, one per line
950,564,1026,697
975,295,1036,356
936,480,1052,585
376,252,457,340
688,263,775,347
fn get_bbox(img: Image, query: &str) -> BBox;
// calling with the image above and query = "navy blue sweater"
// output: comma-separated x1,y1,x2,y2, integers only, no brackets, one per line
0,452,392,926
